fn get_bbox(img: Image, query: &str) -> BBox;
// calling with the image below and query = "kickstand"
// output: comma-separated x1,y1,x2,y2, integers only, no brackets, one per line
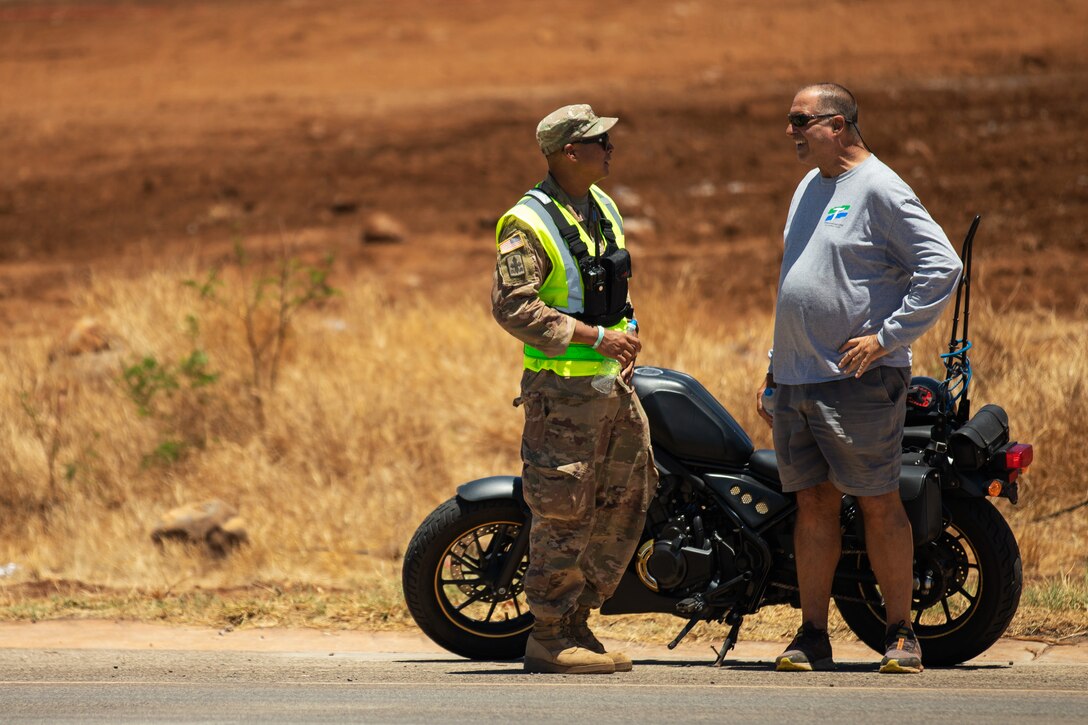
667,617,701,650
710,613,745,667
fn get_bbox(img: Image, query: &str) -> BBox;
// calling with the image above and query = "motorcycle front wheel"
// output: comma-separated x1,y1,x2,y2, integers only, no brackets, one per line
401,496,533,660
835,497,1022,666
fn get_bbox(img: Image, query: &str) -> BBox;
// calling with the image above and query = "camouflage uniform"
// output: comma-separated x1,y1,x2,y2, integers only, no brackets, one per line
492,174,658,622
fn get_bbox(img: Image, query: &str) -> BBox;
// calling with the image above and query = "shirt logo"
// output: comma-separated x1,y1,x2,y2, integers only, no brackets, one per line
824,204,851,224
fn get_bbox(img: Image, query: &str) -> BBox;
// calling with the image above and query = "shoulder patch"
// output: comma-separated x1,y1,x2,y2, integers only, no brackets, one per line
499,233,527,255
505,253,526,280
498,247,535,286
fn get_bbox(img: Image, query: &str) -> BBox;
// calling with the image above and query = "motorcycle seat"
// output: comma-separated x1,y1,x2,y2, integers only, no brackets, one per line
903,425,934,450
748,448,779,482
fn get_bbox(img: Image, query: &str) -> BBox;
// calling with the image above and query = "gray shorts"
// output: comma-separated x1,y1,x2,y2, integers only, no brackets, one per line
772,366,910,497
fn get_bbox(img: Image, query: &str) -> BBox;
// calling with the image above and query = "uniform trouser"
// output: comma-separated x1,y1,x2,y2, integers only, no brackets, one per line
518,369,658,622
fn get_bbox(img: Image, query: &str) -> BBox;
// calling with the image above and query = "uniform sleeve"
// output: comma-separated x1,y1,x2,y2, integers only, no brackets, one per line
877,197,964,351
490,220,576,356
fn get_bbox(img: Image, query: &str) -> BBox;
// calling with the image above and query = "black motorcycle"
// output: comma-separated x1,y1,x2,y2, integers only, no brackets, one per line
401,217,1033,666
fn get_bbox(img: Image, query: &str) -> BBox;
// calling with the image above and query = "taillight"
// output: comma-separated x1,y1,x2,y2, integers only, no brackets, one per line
1005,443,1033,470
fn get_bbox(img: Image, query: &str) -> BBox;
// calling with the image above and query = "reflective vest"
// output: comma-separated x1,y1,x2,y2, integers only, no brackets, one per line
496,185,628,377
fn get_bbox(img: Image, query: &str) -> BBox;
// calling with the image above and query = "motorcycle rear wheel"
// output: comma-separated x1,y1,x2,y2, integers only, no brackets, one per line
835,497,1022,666
401,496,532,660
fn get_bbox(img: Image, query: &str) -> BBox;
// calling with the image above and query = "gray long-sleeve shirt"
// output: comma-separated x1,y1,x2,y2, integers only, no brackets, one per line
772,155,963,385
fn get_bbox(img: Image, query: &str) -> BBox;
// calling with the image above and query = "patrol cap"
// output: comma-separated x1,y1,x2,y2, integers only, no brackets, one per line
536,104,618,155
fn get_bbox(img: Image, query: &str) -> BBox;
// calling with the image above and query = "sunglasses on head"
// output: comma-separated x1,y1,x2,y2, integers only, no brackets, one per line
788,112,838,129
572,132,609,149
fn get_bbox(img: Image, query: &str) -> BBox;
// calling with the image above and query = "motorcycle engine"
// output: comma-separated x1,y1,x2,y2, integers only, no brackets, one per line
636,515,721,594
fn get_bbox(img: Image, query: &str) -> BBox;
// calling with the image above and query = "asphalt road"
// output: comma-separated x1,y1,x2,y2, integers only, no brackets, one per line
2,643,1086,724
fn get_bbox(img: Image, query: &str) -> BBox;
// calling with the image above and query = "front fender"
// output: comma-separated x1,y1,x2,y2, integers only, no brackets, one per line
456,475,523,503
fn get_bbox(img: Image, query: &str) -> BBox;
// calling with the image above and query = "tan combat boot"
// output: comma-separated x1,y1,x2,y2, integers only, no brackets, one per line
523,618,615,674
564,607,633,672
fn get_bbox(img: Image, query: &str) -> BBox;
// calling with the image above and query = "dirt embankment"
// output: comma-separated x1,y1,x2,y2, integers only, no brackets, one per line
1,0,1086,335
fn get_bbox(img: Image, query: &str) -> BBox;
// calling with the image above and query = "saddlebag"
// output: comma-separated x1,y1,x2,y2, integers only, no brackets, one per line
900,465,943,546
948,404,1009,471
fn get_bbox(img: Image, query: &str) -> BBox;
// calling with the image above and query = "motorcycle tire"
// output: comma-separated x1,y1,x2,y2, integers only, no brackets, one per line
835,497,1022,667
401,496,533,661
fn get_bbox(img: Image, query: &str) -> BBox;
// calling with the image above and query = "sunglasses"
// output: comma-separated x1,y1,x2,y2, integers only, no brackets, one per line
573,132,610,149
788,112,838,129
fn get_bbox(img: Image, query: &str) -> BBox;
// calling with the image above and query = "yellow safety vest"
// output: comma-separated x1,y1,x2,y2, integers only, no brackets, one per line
496,185,628,377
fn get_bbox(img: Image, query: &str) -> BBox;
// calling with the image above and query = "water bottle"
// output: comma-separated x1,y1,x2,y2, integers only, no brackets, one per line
591,319,638,394
762,386,775,418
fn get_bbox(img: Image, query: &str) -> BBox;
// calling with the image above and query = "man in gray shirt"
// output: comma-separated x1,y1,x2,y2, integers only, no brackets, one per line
757,83,962,674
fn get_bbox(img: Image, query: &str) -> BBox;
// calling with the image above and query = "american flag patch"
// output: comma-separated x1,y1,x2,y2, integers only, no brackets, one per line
499,233,526,254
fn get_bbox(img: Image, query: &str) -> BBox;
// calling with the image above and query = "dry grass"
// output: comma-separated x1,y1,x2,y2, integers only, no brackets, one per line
0,244,1085,640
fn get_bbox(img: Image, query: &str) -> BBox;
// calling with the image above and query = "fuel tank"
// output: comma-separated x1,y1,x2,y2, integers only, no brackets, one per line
632,367,754,468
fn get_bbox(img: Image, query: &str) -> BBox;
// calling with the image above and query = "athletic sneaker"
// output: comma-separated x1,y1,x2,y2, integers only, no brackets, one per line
775,622,836,671
880,621,924,673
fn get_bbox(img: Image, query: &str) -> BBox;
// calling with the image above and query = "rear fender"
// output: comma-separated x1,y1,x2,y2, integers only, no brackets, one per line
945,471,996,499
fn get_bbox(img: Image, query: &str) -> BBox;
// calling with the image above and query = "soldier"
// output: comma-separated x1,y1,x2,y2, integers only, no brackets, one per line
491,104,658,674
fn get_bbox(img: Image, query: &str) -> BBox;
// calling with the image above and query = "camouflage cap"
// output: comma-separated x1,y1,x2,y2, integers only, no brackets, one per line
536,104,619,156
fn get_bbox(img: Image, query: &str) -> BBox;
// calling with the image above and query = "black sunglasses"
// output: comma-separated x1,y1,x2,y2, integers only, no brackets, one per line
788,112,838,129
572,132,610,149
